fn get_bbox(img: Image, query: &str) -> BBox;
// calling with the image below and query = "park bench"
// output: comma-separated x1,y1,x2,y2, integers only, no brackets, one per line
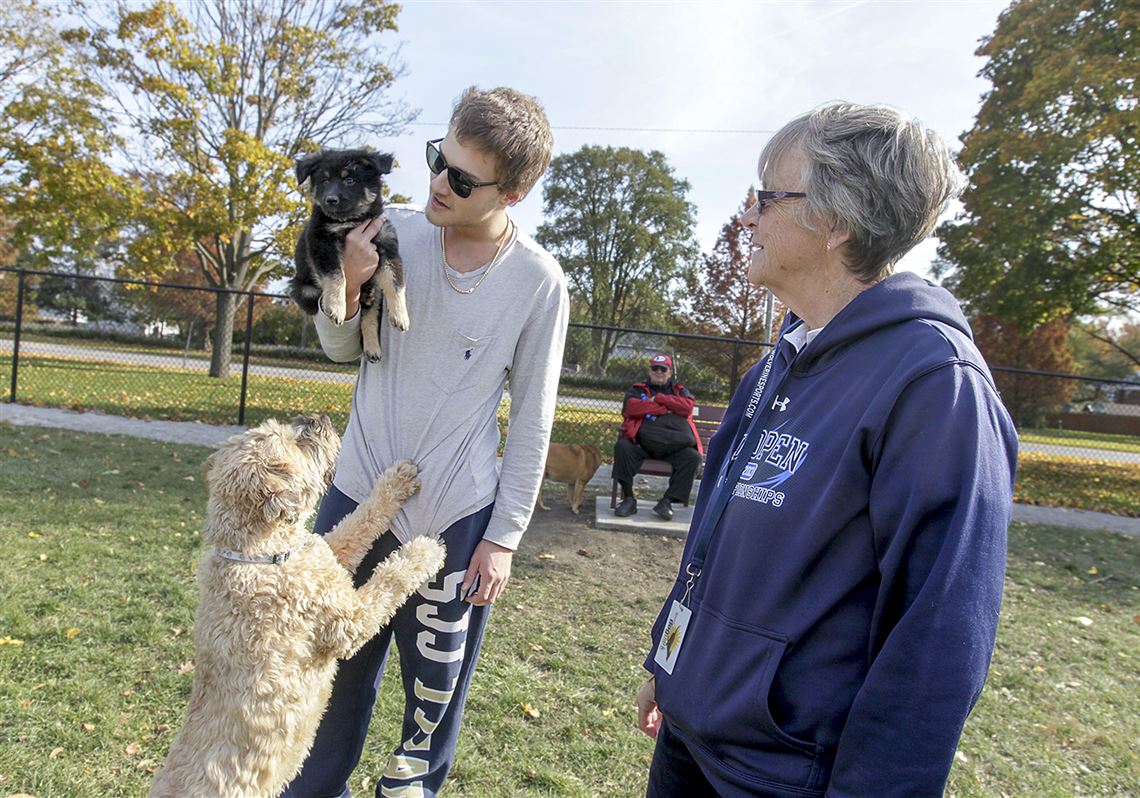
610,403,727,509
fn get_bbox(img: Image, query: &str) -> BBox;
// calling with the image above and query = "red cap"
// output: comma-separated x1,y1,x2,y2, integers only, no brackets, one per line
649,354,672,369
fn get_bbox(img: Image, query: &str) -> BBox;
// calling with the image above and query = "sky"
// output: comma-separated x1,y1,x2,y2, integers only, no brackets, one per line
359,0,1010,278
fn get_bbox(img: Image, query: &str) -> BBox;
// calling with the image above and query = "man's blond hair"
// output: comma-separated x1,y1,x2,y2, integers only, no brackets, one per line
449,86,553,197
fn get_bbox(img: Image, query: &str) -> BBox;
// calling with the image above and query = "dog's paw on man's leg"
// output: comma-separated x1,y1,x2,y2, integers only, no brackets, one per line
318,537,446,661
348,538,446,648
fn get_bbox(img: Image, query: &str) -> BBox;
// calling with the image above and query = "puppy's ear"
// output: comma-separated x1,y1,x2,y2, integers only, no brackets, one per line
295,152,324,188
368,152,394,176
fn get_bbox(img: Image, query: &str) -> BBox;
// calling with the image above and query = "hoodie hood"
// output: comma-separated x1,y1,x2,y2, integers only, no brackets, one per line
790,272,972,372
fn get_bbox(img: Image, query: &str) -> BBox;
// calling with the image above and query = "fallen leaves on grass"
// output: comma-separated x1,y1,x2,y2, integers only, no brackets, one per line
521,703,540,719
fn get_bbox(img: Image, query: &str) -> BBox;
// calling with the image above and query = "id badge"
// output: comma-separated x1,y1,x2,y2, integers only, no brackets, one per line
653,600,692,675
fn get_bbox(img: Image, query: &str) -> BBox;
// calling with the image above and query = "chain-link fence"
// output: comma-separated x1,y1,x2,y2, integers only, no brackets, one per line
2,268,1138,472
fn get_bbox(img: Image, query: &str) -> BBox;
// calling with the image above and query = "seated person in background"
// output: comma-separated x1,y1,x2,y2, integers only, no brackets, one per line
612,354,703,520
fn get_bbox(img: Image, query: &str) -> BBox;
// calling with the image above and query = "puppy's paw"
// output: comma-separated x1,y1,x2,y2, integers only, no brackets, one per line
386,289,410,332
363,346,383,363
376,459,420,503
388,306,410,332
326,307,346,327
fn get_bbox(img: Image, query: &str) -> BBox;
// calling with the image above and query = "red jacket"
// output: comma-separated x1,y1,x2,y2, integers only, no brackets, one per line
619,381,703,456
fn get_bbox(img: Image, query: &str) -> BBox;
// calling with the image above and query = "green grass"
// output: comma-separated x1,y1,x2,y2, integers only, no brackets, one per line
1015,453,1140,517
1020,427,1140,454
4,354,354,428
0,424,1137,796
946,522,1140,797
3,353,1140,516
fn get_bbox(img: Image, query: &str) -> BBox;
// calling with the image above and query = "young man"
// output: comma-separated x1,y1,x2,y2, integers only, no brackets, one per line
283,87,568,798
612,354,703,520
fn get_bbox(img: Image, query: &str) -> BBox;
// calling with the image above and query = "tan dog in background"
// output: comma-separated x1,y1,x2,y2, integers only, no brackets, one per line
537,443,604,514
148,415,445,798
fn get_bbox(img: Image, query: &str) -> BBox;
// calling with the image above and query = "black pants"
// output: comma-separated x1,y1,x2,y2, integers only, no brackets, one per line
612,437,702,504
646,718,719,797
280,487,494,798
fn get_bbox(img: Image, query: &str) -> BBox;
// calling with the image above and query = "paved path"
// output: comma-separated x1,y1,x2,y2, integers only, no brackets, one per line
0,402,246,447
2,402,1137,538
4,340,1135,459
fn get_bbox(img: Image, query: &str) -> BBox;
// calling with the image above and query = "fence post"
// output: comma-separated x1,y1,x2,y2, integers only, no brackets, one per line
238,292,254,426
9,270,26,403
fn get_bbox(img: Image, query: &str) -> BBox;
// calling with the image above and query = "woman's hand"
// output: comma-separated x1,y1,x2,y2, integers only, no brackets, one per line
637,675,661,738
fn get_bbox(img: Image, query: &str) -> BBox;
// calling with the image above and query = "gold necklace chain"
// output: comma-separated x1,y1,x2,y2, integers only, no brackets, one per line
441,220,516,295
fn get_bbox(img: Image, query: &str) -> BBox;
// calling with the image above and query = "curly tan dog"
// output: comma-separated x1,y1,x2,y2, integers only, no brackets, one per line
148,415,445,798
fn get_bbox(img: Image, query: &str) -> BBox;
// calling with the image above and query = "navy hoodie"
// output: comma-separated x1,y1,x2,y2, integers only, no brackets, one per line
646,273,1018,798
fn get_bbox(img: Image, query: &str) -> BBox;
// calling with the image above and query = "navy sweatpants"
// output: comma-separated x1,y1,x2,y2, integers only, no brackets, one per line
281,486,494,798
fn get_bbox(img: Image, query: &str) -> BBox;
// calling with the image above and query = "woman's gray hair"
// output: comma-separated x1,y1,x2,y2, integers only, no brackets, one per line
759,102,965,282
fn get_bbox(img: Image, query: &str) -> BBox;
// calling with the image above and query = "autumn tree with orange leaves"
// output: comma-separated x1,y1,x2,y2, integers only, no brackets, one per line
676,191,784,392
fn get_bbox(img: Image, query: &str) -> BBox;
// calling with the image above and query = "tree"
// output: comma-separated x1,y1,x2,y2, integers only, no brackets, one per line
536,146,697,375
34,264,129,325
935,0,1138,357
973,315,1076,427
686,191,772,339
0,1,127,271
1071,320,1140,377
676,190,785,387
44,0,415,377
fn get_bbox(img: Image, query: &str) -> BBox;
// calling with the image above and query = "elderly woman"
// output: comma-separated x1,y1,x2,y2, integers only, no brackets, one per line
636,103,1018,797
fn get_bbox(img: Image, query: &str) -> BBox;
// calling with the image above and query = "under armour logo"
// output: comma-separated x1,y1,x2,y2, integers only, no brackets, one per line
771,396,790,412
464,349,472,360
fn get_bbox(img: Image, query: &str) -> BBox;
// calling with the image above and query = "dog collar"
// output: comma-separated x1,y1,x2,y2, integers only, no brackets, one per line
214,538,311,565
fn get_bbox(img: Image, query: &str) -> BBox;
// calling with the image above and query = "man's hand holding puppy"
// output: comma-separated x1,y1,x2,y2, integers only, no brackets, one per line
336,215,387,321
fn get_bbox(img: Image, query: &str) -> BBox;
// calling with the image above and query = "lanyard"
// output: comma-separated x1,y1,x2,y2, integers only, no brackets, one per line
679,338,791,600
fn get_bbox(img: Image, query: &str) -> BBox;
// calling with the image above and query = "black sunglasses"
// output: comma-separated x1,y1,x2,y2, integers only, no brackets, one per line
754,190,807,213
426,139,498,199
650,365,669,372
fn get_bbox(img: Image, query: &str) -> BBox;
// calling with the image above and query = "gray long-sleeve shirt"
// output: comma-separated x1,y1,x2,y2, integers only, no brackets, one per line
315,205,569,550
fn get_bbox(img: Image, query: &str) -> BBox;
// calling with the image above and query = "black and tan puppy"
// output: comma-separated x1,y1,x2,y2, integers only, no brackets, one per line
290,149,409,362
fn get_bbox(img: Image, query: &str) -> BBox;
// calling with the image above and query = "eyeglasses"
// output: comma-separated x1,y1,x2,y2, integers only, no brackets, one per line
650,365,669,373
426,138,498,198
753,190,807,214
